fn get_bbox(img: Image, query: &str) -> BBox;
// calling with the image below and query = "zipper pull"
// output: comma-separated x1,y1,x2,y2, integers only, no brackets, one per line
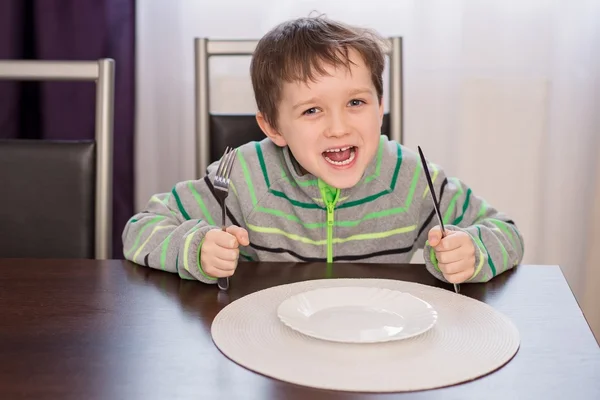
327,204,334,226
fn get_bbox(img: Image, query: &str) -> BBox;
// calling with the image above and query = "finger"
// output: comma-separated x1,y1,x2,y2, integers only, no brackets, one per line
201,257,233,278
436,242,475,264
433,231,463,252
439,259,462,275
215,247,239,262
203,265,232,278
435,249,465,265
443,267,474,284
210,230,239,249
427,226,443,247
207,256,238,273
439,257,475,275
226,225,250,246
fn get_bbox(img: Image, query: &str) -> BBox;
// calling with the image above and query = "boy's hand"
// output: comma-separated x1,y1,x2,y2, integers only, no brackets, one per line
428,227,475,284
200,226,250,278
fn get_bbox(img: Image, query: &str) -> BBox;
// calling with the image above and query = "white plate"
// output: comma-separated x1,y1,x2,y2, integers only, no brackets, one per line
277,286,438,343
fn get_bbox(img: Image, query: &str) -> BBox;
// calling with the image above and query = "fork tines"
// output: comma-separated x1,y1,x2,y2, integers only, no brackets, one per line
215,146,237,190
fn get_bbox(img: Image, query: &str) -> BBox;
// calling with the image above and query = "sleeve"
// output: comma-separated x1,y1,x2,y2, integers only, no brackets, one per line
415,162,525,283
121,156,252,283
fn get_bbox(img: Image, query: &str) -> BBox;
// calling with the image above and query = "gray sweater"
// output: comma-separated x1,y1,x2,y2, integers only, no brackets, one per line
122,136,524,283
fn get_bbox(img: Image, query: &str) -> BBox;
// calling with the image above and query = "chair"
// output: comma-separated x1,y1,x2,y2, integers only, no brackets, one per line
0,59,114,259
194,37,403,176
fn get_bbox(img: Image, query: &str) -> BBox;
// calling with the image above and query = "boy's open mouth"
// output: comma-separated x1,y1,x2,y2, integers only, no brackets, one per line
322,146,357,166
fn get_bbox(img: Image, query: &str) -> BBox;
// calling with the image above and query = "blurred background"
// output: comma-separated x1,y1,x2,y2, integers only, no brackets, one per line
1,0,599,339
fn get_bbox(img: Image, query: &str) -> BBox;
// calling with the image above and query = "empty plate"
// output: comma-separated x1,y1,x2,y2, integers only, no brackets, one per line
277,286,438,343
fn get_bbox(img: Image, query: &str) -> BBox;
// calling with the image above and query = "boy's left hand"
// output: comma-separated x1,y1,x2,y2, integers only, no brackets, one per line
428,227,476,284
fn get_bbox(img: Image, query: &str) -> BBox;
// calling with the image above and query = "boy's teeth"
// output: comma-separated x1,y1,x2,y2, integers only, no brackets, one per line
324,147,356,166
325,146,351,153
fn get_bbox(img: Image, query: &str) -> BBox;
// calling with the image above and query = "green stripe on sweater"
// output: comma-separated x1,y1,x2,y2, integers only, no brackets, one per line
256,142,271,188
489,219,517,251
363,136,385,184
452,188,472,225
338,156,416,210
188,181,215,225
125,216,165,258
160,231,174,270
443,178,463,224
477,226,496,277
172,187,190,220
238,150,258,206
246,222,416,245
390,142,403,190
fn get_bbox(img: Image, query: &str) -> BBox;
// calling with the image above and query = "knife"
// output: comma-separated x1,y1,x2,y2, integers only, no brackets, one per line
417,146,460,294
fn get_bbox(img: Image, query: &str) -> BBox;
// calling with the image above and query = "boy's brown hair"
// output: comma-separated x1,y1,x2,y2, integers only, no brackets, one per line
250,16,386,129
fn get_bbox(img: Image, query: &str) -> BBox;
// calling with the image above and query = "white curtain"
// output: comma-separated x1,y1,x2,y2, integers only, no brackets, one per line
136,0,600,340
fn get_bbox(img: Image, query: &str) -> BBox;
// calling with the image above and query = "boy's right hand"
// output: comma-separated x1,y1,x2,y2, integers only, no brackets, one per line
200,226,250,278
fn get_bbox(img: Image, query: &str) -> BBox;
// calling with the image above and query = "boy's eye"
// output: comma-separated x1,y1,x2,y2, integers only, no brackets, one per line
302,107,319,115
348,99,365,107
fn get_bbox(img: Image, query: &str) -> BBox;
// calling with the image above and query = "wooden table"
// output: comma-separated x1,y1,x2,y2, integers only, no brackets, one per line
1,259,599,399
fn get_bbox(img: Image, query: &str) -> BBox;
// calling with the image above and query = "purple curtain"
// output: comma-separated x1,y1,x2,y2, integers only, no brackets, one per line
0,0,135,258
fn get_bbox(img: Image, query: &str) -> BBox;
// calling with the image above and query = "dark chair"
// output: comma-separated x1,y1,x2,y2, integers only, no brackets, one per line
193,37,403,176
0,60,114,259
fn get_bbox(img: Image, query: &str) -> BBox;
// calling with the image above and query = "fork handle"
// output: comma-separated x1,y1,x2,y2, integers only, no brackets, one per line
218,200,230,290
217,225,230,290
217,277,229,290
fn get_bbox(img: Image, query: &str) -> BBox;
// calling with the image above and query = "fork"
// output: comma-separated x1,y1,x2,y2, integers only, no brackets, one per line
213,146,238,290
417,146,459,294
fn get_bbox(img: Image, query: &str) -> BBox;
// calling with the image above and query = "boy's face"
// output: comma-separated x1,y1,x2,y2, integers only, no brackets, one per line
257,49,384,189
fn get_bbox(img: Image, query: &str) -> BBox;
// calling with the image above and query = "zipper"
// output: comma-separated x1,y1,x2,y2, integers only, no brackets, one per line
326,203,334,262
318,179,340,263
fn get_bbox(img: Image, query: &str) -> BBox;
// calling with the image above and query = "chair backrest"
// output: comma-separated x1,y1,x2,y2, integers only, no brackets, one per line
0,60,114,259
194,38,403,176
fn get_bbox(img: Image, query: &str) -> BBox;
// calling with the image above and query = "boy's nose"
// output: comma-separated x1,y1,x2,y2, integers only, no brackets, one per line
324,113,350,138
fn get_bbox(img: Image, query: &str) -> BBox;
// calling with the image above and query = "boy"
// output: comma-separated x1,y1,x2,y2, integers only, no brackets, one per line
123,16,524,285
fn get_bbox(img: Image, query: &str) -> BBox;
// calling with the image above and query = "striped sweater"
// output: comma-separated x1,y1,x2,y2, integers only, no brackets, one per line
122,136,524,284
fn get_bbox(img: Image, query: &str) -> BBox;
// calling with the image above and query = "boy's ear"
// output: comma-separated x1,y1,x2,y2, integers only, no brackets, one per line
256,112,287,147
378,98,385,128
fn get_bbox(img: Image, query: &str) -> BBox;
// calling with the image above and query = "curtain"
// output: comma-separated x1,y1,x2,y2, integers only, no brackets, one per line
0,0,135,258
